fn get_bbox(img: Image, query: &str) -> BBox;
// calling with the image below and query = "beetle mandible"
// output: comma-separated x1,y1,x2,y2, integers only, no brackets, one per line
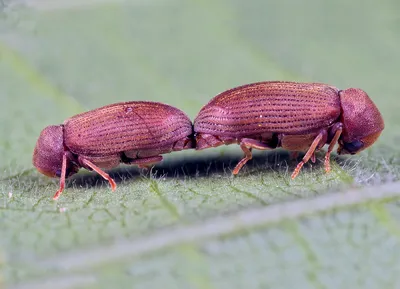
33,101,194,200
194,81,384,178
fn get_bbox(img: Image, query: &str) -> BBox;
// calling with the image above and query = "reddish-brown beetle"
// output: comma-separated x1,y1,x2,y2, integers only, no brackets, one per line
194,81,384,178
33,101,194,200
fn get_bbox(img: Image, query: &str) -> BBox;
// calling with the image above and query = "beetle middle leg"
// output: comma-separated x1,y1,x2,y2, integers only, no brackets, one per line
232,138,273,175
75,155,118,192
79,158,117,191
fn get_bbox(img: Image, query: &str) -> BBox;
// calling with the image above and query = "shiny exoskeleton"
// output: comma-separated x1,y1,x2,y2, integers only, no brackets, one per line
33,101,194,200
194,81,384,178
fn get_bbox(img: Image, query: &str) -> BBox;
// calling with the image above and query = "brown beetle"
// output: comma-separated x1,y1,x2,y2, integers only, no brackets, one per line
33,101,194,200
194,81,384,178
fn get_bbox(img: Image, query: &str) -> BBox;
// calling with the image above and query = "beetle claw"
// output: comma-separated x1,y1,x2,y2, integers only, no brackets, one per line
52,189,63,200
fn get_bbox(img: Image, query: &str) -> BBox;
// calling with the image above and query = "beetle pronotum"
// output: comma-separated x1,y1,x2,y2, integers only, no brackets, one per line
194,81,384,178
33,101,194,200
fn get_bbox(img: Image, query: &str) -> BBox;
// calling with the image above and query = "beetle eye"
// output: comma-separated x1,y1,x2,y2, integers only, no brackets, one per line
343,140,364,154
55,169,62,177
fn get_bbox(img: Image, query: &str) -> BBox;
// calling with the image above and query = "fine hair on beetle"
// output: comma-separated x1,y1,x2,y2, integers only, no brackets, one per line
33,81,384,200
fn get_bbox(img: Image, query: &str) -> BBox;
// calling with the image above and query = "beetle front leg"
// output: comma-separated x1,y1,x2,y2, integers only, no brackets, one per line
232,138,273,175
53,153,67,200
291,130,327,179
325,123,343,173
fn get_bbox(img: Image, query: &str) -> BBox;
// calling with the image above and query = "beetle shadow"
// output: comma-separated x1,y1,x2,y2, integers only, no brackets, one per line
68,149,346,190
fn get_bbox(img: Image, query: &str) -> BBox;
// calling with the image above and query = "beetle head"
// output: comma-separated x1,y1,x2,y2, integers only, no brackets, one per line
33,125,78,178
338,88,384,155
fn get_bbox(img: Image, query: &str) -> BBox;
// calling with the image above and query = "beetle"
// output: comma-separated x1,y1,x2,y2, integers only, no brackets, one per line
194,81,384,178
33,101,194,200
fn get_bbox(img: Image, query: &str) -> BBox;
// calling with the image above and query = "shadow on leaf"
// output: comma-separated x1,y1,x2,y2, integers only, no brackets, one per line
68,149,346,190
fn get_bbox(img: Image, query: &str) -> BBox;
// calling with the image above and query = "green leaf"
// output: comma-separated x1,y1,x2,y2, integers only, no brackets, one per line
1,1,399,288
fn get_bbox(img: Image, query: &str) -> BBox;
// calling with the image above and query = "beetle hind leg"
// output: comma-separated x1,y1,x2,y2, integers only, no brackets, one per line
232,138,274,175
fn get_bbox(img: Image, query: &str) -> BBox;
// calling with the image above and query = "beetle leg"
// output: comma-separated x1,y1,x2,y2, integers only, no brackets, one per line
290,151,316,163
232,145,252,175
291,151,315,166
53,153,67,200
80,158,117,191
232,138,273,175
291,131,326,179
325,123,343,173
123,155,163,169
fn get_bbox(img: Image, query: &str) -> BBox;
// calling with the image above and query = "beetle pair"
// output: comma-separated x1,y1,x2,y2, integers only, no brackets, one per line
33,81,384,200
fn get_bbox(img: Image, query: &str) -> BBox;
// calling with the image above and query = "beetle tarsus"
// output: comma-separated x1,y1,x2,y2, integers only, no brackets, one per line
53,188,63,200
324,154,331,173
291,161,305,179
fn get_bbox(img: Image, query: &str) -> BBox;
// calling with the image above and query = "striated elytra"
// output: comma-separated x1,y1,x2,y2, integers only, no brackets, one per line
33,81,384,200
194,81,384,178
33,101,194,200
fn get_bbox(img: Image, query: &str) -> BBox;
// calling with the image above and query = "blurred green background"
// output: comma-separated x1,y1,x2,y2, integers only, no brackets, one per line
1,0,400,288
